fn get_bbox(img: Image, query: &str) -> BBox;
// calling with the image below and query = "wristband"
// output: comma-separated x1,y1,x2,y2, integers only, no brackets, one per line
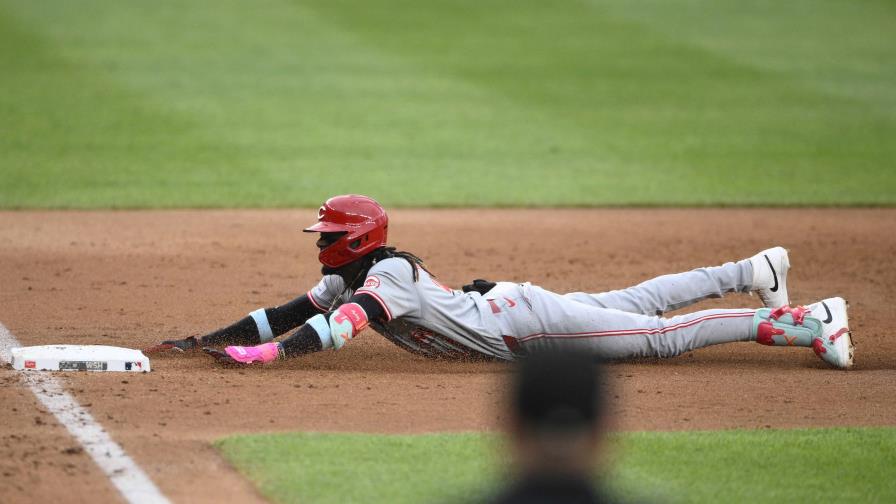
307,313,333,349
249,308,274,343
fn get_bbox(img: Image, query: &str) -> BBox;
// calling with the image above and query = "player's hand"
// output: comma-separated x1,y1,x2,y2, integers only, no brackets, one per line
143,336,199,354
202,347,245,367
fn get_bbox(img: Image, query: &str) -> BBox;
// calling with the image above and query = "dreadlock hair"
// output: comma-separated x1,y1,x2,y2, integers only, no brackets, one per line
324,246,434,295
367,246,432,282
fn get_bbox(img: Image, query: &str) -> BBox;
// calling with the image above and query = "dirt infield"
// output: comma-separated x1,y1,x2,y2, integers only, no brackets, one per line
1,209,894,503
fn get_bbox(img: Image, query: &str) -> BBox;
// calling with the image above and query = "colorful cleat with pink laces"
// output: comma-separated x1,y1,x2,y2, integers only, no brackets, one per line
752,304,821,348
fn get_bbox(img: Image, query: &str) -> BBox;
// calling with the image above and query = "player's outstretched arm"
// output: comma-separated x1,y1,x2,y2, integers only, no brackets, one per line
205,294,385,366
146,294,324,354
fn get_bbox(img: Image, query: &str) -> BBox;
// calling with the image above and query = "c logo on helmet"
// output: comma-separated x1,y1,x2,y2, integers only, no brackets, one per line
317,206,326,220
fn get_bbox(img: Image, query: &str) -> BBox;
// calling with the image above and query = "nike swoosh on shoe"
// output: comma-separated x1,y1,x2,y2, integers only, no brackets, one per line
821,302,833,324
764,254,779,292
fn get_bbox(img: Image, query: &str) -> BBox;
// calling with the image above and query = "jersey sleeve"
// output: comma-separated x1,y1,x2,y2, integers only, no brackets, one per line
354,259,419,321
306,275,347,312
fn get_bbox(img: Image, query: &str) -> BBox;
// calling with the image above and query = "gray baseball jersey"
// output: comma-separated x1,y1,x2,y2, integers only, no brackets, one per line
308,257,761,361
308,258,513,360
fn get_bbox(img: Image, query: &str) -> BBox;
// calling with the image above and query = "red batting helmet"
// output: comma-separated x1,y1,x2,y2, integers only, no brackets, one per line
303,195,389,268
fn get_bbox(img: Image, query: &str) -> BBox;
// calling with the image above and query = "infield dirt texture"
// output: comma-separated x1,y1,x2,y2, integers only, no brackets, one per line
2,0,896,502
1,208,894,502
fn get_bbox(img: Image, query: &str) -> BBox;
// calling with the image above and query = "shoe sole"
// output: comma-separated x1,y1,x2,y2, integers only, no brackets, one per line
841,299,856,368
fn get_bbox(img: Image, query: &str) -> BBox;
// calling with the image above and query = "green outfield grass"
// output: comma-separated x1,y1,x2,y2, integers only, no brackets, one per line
217,428,896,504
2,0,895,208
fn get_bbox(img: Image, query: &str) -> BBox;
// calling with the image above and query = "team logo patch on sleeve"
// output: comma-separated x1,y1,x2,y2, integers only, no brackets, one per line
363,276,381,289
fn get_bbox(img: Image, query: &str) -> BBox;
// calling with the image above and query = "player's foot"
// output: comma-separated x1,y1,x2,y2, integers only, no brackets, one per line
749,246,789,308
752,305,820,347
806,297,854,369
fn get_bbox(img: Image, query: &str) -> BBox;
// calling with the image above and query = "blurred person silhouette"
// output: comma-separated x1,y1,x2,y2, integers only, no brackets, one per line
488,350,614,504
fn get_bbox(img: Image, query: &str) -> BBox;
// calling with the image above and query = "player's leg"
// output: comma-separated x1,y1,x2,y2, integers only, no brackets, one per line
517,284,756,359
509,284,852,368
563,247,789,315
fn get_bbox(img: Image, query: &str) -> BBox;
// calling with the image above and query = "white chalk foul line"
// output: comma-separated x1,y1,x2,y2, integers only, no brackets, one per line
0,322,170,504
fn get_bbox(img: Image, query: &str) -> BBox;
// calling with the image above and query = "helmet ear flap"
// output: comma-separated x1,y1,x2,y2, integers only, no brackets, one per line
348,234,367,250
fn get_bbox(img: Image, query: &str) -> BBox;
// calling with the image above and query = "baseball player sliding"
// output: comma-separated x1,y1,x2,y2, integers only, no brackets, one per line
153,195,854,368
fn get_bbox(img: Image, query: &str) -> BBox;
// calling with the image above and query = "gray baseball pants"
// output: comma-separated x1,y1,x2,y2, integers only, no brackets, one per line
491,260,758,359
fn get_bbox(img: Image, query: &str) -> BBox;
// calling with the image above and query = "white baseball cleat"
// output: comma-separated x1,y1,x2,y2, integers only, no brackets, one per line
749,246,790,308
807,297,855,369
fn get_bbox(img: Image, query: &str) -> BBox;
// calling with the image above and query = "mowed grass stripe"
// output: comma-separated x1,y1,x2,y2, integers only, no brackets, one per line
1,0,569,208
602,0,896,116
305,0,896,205
0,5,254,208
216,428,896,504
2,1,895,207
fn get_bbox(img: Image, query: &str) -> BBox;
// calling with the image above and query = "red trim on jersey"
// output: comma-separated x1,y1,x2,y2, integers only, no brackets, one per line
502,335,525,356
518,311,754,343
430,276,453,293
355,290,393,321
307,291,326,312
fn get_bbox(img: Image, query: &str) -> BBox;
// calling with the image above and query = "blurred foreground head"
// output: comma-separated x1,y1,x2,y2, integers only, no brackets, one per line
509,350,607,478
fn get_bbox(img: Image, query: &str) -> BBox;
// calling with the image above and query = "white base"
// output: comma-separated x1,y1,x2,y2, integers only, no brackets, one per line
10,345,151,372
